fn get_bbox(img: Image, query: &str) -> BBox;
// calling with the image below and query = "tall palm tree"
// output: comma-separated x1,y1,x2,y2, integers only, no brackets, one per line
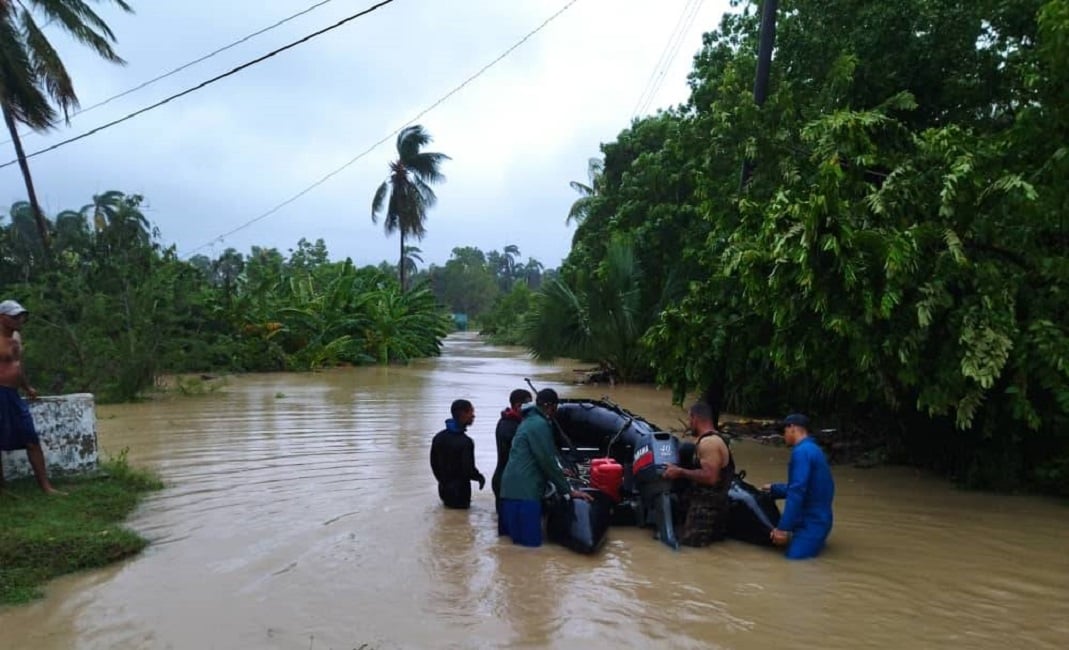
0,0,134,253
371,125,450,291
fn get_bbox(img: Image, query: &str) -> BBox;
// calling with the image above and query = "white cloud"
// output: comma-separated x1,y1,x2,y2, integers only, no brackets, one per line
1,0,733,268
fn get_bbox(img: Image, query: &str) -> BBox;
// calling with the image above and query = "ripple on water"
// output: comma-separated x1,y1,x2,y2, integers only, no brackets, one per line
2,334,1068,650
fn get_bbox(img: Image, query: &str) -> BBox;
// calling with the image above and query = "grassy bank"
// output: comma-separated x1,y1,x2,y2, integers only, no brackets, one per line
0,452,163,606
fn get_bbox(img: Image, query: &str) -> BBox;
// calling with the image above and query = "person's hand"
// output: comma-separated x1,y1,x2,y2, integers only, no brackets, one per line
770,528,790,546
477,474,486,491
25,386,38,400
760,483,771,492
570,489,593,502
663,463,682,480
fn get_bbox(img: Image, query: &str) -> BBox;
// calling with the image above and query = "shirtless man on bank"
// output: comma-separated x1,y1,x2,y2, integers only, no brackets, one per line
0,299,62,494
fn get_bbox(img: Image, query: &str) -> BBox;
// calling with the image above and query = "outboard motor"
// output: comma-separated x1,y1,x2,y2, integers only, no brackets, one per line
632,432,681,550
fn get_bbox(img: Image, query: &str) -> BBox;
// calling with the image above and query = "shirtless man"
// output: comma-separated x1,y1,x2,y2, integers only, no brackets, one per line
0,299,61,494
663,402,735,546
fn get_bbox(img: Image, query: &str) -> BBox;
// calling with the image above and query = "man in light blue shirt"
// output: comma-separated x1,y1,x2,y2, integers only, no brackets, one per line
763,413,835,559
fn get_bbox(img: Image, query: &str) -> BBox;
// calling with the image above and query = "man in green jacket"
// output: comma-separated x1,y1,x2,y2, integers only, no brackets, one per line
499,388,592,547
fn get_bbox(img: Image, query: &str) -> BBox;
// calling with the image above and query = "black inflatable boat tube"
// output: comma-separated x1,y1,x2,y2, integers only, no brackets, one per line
546,488,613,554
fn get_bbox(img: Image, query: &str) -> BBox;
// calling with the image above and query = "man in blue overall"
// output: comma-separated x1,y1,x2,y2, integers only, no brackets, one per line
763,413,835,559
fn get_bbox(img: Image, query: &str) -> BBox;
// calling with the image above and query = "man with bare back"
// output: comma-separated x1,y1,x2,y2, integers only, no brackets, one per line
0,299,61,494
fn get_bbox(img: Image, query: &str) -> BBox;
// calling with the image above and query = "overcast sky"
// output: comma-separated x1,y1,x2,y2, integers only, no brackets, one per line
0,0,731,269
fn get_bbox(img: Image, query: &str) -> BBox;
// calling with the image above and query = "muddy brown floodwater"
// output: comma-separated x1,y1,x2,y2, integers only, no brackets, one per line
2,333,1067,649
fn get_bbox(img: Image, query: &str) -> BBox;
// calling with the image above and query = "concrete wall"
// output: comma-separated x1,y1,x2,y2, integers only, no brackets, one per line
1,393,99,480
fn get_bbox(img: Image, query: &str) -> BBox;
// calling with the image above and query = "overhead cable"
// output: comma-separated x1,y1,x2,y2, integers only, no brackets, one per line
0,0,398,171
179,0,582,259
0,0,344,146
632,0,703,119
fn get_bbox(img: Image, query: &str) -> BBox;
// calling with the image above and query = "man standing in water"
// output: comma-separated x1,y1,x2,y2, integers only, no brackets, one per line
499,388,592,547
0,300,61,495
430,399,485,509
663,402,734,546
763,413,835,559
492,388,532,534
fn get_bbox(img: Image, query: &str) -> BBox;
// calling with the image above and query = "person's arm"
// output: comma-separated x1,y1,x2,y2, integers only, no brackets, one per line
430,437,442,482
531,423,571,495
775,446,812,533
769,483,787,499
464,437,485,488
12,333,35,398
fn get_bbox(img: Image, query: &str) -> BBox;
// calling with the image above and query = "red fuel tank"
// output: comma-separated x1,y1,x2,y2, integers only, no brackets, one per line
590,458,624,503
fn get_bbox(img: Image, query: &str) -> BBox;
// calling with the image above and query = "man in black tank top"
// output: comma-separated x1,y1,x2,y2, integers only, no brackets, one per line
663,402,734,546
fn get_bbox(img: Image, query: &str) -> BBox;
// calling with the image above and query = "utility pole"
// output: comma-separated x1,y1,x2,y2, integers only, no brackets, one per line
738,0,780,193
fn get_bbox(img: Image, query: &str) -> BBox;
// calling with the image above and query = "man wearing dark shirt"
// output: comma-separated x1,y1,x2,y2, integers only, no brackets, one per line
430,399,485,509
492,388,532,533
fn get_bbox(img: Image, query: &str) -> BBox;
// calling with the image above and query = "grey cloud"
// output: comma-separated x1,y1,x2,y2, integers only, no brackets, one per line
1,0,731,268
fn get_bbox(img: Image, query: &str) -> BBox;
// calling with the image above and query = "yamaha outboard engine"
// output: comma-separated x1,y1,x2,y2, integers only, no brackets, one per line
632,432,681,550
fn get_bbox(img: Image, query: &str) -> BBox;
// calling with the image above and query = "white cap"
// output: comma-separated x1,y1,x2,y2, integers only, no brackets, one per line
0,300,28,317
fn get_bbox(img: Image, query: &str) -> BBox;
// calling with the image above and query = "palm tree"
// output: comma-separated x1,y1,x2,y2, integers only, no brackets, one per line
81,190,150,244
0,0,133,254
523,257,544,288
566,157,604,226
371,125,450,291
502,244,520,276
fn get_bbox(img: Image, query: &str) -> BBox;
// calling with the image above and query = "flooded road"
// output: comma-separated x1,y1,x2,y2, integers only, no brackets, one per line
2,333,1068,649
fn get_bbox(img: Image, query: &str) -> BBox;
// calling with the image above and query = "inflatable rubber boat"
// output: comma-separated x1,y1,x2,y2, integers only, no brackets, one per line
541,397,781,553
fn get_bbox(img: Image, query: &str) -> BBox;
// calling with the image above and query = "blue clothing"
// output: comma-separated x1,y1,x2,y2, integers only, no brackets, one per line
785,534,827,560
771,437,835,559
0,386,39,451
499,498,543,547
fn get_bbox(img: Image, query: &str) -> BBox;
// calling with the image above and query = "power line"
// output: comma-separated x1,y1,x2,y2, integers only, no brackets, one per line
0,0,398,171
632,0,703,119
180,0,582,259
0,0,344,147
637,0,703,117
631,0,698,119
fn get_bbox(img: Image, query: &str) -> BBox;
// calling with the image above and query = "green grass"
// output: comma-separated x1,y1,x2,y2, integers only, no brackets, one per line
0,451,163,606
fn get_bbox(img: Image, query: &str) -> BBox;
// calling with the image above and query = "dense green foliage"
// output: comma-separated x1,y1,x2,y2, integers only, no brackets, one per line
0,452,162,605
534,0,1069,494
414,244,551,323
0,193,454,402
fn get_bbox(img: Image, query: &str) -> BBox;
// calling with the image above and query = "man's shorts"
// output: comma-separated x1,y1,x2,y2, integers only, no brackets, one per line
0,386,39,451
499,498,543,547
